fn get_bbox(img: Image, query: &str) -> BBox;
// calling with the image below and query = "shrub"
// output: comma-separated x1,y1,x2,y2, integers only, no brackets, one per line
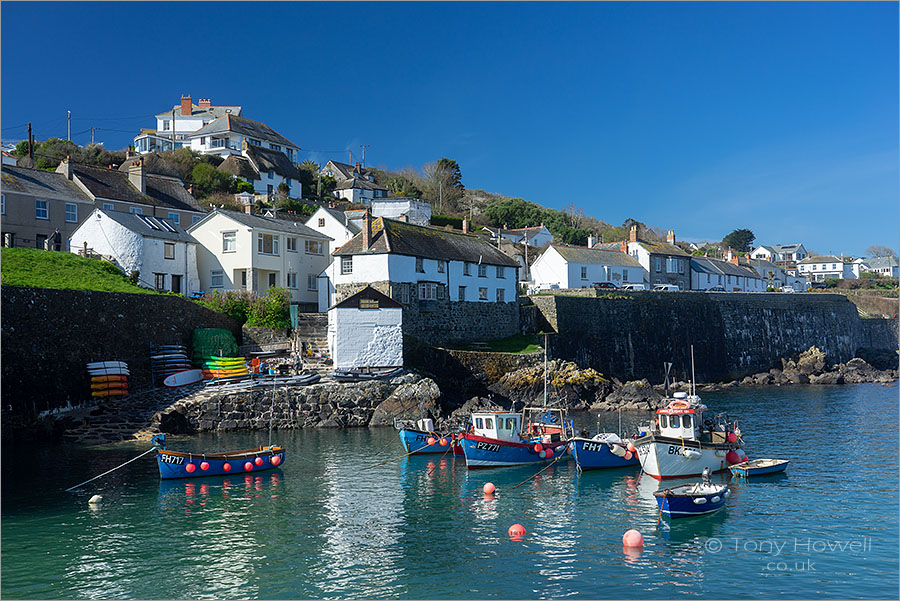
246,287,292,329
196,290,253,324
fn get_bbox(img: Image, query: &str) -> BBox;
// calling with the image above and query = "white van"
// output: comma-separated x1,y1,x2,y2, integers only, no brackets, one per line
653,284,680,291
621,283,648,290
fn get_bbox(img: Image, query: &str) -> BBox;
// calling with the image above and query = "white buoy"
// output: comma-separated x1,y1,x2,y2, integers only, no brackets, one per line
88,494,103,505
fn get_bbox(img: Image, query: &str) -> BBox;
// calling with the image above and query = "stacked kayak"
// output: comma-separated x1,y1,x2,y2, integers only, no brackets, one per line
87,361,129,398
150,345,192,383
200,355,250,380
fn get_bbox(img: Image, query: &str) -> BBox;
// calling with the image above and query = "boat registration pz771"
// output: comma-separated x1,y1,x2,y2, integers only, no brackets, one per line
475,441,501,452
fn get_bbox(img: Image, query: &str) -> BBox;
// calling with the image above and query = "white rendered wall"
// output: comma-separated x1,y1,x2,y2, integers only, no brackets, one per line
329,306,403,369
530,247,569,288
371,199,431,227
70,212,143,276
306,207,356,253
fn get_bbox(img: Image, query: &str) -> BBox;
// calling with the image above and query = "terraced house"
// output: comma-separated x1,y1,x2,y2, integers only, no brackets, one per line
597,226,691,290
319,216,520,344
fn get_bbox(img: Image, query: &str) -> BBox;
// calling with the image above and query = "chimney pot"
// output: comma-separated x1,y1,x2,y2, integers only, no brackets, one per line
667,229,676,244
629,225,638,243
127,159,146,194
462,217,469,233
198,98,211,108
620,239,627,254
181,95,192,116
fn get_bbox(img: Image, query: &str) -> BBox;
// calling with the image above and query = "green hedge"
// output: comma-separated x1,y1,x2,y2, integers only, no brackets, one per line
195,287,291,329
431,215,463,229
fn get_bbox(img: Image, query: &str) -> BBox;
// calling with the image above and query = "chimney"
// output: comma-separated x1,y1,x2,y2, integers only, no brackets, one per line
127,159,146,194
667,229,675,244
198,98,211,109
587,234,594,248
726,247,740,265
57,156,73,180
244,201,253,215
241,139,249,153
181,95,192,116
629,224,638,243
354,161,362,174
462,217,469,233
362,212,372,248
620,239,627,253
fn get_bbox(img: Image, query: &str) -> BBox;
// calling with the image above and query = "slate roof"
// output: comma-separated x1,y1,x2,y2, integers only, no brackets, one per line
218,154,260,180
244,145,304,180
145,175,205,213
333,217,519,267
691,257,762,279
93,208,197,243
188,114,299,149
331,285,402,311
322,160,370,181
312,207,361,234
69,163,156,205
335,177,388,192
798,255,842,265
189,208,331,240
550,245,644,268
156,103,242,120
771,243,804,253
634,239,689,257
862,256,898,269
1,165,92,202
344,209,368,220
592,242,624,251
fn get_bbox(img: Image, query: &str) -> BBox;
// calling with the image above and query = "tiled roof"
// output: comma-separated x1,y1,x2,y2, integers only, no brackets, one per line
190,208,331,239
333,217,519,266
335,177,388,192
94,208,197,243
156,103,242,120
550,245,644,268
691,257,762,279
798,255,841,265
0,165,92,202
218,154,260,180
188,114,299,149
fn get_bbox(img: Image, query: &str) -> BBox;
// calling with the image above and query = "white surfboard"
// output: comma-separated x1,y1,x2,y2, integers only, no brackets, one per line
86,361,128,370
163,369,204,387
88,368,130,376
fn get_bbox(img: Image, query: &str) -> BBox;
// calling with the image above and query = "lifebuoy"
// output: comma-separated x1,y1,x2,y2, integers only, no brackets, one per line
670,400,690,409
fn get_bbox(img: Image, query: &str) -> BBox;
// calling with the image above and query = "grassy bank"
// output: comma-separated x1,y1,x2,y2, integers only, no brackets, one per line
0,248,155,294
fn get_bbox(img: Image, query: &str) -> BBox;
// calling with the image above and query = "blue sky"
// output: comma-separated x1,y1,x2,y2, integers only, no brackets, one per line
2,1,897,256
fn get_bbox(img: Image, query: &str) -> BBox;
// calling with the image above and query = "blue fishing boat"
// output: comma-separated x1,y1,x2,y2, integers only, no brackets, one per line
654,470,730,518
395,418,457,455
459,407,574,469
153,435,285,479
729,458,789,477
571,433,640,470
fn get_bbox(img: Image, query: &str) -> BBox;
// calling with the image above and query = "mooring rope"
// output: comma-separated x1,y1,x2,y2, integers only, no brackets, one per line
512,453,565,489
64,447,157,492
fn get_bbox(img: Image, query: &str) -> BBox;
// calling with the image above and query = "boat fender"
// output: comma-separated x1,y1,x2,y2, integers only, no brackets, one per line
711,496,720,503
723,489,730,497
609,444,626,458
693,497,708,505
684,449,701,460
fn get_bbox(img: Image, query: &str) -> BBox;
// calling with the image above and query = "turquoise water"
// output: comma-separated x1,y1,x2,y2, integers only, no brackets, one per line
2,384,898,599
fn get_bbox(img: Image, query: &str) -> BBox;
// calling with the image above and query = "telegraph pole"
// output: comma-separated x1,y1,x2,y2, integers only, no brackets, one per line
348,150,352,165
91,128,95,145
67,110,71,141
359,144,369,167
27,123,33,160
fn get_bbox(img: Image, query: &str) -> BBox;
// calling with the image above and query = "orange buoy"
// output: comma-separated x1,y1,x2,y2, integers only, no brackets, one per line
223,462,231,472
427,437,436,445
185,463,196,473
483,482,496,494
545,448,554,459
508,524,526,539
271,455,281,466
200,461,210,471
622,529,644,547
439,437,448,446
533,443,543,453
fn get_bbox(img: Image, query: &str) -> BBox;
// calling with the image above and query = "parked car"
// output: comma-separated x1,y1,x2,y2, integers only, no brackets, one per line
530,283,560,294
707,285,726,292
809,281,827,290
652,284,680,291
780,286,795,293
592,282,620,289
621,283,648,290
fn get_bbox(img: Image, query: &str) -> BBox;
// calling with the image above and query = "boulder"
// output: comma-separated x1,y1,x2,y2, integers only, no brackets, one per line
369,378,442,427
592,379,664,412
809,371,844,385
494,359,613,410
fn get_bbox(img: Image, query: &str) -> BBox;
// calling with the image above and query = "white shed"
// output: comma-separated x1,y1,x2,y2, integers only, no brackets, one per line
327,286,403,370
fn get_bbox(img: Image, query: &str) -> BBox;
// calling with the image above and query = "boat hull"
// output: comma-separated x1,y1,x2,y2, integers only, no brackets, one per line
156,446,285,479
398,429,454,455
655,484,729,518
571,437,640,470
633,435,733,480
460,433,569,469
729,459,789,477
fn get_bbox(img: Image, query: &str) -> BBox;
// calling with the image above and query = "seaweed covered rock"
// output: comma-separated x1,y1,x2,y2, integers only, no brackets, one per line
494,359,613,410
369,377,442,427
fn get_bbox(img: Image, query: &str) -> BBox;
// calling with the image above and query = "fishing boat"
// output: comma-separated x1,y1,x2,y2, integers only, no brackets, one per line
459,407,574,469
630,391,746,480
571,432,640,470
654,469,730,518
729,458,789,477
394,418,460,455
152,434,285,479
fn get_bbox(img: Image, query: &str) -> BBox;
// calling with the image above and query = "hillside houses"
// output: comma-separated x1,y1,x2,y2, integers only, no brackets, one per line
134,95,242,154
596,226,691,290
530,245,647,289
797,255,856,281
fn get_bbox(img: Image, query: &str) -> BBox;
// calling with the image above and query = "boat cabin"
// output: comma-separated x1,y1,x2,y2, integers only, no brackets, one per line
656,392,704,441
471,411,522,443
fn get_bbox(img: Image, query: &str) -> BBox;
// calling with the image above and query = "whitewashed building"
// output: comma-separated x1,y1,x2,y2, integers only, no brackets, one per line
218,140,304,198
187,114,299,164
481,224,554,248
306,206,361,253
530,245,647,289
690,256,765,291
750,243,808,265
69,208,200,294
188,208,332,307
797,255,856,281
134,95,242,154
747,258,807,291
599,227,691,290
327,286,403,370
371,198,431,227
858,256,899,278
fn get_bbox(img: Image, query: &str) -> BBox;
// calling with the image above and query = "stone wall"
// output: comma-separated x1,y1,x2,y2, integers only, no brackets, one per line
532,292,898,383
1,286,241,417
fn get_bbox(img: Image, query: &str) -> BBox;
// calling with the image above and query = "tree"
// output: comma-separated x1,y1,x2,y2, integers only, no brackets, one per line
866,245,897,258
722,228,755,253
422,158,464,213
191,162,237,199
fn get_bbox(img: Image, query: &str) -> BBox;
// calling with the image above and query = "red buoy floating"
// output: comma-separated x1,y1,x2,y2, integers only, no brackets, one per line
254,457,264,466
533,443,543,453
622,529,644,548
508,523,526,539
439,438,448,446
545,448,554,459
244,461,254,471
483,482,496,494
427,437,436,445
624,451,633,460
200,461,210,471
185,463,196,473
271,455,281,466
223,462,231,472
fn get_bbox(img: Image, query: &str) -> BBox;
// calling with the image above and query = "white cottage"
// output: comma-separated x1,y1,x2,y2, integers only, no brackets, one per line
797,255,856,281
327,286,403,370
530,244,647,289
69,208,200,294
188,208,332,307
371,197,431,227
305,206,361,253
690,256,764,291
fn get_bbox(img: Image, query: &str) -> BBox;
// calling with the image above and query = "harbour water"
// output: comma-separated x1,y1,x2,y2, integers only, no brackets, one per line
2,383,898,599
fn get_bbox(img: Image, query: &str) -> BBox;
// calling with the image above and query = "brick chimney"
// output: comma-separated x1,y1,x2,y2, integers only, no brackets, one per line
362,212,372,248
629,224,638,243
198,98,211,109
620,239,627,253
244,200,253,214
354,161,362,175
181,95,192,116
462,217,469,233
667,229,675,244
127,159,145,194
726,248,740,265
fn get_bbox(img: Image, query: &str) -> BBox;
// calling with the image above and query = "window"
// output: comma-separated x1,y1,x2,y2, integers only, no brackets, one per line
341,256,352,274
36,234,47,249
171,274,182,294
496,266,505,278
831,264,837,270
200,137,206,145
398,283,410,304
682,415,692,429
65,203,77,223
154,273,166,290
670,415,680,428
304,239,322,254
360,298,379,309
678,260,685,274
210,270,224,287
103,202,115,211
223,231,236,252
484,418,493,429
581,266,588,280
257,233,279,255
623,269,628,282
659,415,668,428
463,262,472,276
1,194,5,214
318,218,325,227
496,288,505,302
475,417,483,429
437,260,446,273
4,232,15,247
130,207,143,215
35,200,48,220
191,215,201,225
655,257,662,272
286,237,297,252
418,282,438,300
287,272,297,289
416,257,424,273
268,273,277,287
162,120,170,131
167,212,180,225
164,242,175,260
307,274,317,291
267,171,274,180
458,286,466,301
478,264,487,277
479,287,488,300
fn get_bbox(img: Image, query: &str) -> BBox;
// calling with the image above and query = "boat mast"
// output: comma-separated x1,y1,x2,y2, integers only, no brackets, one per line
543,332,548,408
690,344,696,397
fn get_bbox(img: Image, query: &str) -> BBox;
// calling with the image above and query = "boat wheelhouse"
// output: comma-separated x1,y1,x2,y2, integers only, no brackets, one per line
459,407,574,469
